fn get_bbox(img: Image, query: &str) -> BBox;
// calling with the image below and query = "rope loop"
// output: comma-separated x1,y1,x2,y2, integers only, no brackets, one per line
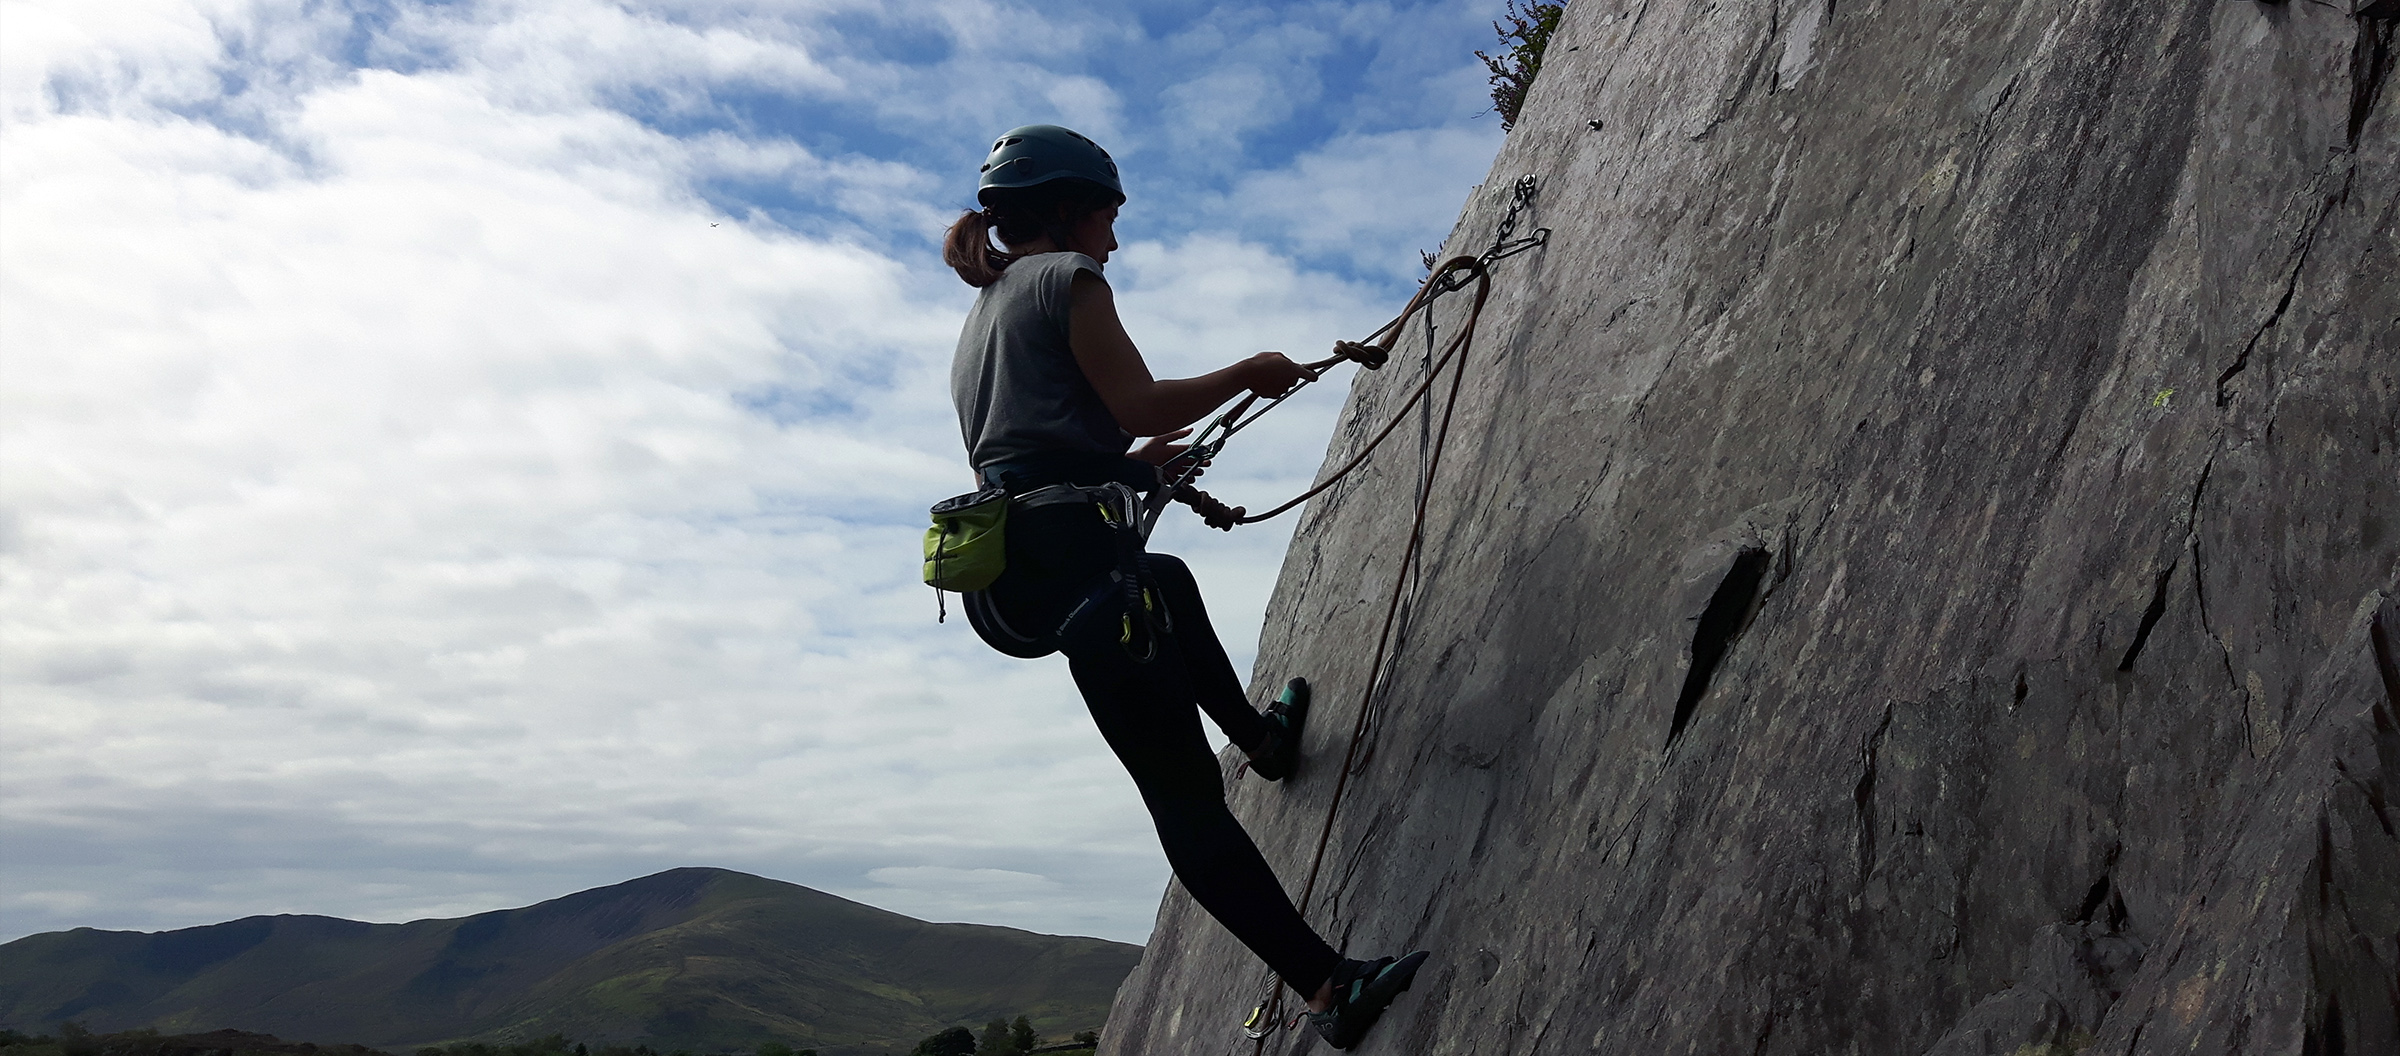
1165,254,1492,530
1143,170,1547,540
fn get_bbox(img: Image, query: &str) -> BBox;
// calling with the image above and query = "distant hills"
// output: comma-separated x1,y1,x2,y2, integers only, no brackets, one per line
0,869,1139,1055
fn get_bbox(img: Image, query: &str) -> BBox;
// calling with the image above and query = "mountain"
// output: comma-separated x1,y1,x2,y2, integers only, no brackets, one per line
0,868,1139,1054
1105,2,2397,1054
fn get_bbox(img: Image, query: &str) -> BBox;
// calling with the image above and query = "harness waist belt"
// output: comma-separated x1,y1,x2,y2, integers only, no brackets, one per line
978,451,1157,493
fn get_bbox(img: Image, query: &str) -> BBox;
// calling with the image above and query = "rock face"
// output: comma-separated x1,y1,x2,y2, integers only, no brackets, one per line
1105,1,2397,1053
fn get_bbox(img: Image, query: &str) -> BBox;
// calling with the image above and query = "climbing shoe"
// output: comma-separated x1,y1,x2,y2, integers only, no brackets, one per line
1308,950,1428,1050
1245,676,1310,782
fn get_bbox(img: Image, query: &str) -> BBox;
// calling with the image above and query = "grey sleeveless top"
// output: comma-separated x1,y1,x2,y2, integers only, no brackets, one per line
950,251,1131,470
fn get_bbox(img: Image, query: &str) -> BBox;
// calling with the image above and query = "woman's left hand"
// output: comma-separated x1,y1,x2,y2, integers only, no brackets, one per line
1131,428,1206,481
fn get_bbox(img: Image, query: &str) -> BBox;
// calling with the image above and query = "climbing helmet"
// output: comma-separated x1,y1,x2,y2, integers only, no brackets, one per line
976,125,1124,205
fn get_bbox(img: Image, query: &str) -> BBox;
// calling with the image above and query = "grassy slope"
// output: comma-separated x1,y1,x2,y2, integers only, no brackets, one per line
0,870,1139,1054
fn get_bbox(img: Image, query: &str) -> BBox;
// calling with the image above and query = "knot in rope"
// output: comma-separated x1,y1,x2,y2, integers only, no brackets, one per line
1331,340,1389,370
1171,485,1245,531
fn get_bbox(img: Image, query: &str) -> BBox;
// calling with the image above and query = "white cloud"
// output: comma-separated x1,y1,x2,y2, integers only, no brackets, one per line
1,0,246,119
3,0,1099,938
1156,16,1338,168
0,0,1504,947
441,0,843,112
1223,122,1505,281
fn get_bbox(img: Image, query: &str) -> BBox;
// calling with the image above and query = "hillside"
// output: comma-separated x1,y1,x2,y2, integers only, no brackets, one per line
1106,1,2397,1054
0,869,1138,1055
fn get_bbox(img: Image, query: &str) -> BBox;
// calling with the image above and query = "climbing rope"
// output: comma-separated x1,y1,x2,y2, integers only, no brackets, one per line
1205,177,1548,1050
1140,175,1551,538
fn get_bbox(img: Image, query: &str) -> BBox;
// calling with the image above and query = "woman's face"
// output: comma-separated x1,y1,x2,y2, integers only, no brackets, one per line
1069,204,1120,263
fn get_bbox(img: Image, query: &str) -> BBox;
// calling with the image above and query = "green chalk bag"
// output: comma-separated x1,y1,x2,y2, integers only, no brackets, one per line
923,487,1010,592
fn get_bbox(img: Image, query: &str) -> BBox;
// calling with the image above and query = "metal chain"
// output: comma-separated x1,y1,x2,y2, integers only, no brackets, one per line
1432,174,1550,295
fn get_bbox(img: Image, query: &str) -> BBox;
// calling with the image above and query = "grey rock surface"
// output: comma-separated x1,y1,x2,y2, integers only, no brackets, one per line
1103,1,2397,1053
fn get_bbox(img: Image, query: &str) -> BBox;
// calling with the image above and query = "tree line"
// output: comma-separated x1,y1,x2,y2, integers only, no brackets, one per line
413,1038,816,1056
906,1016,1096,1056
1,1023,1103,1056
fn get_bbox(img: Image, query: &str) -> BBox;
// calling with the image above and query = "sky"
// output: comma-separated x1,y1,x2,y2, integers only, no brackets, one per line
0,0,1512,946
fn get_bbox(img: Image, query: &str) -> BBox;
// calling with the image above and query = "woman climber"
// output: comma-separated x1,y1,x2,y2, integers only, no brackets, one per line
938,124,1427,1050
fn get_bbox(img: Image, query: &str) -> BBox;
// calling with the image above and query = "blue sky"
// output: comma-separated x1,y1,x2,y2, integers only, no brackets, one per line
0,0,1512,944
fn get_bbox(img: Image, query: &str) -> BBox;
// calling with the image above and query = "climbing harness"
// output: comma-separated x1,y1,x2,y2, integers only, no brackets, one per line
944,480,1170,663
1213,177,1549,1048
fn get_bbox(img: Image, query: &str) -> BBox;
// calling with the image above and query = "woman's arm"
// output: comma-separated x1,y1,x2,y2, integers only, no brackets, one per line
1068,272,1311,437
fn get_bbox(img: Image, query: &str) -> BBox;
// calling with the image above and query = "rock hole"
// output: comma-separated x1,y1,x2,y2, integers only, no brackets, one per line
2370,609,2400,712
2074,873,2126,930
1854,707,1891,885
1669,547,1773,746
2318,810,2337,893
2304,991,2347,1056
2013,671,2028,708
2117,563,2176,672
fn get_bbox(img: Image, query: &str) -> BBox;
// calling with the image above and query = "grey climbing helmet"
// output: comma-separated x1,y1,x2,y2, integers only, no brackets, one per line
977,125,1124,205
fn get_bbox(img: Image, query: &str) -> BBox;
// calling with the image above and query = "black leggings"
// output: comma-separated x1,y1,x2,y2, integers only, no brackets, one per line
991,505,1342,995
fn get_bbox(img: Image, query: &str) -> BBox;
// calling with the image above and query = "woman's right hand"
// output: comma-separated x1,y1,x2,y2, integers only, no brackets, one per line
1242,351,1316,399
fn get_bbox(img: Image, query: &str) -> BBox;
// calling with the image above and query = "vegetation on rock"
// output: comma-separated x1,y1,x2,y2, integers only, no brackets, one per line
1476,1,1565,129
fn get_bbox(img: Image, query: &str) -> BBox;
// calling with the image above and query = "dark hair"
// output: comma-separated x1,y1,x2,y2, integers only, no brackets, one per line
942,179,1121,287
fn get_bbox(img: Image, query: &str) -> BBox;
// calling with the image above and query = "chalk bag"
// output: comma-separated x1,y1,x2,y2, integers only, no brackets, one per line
923,486,1010,592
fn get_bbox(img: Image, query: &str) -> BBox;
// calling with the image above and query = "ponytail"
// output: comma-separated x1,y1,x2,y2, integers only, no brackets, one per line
943,208,1016,288
941,180,1123,288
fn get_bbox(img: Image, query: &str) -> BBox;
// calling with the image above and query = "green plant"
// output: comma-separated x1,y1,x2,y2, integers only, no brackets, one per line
908,1029,973,1056
973,1020,1010,1056
1476,1,1567,130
